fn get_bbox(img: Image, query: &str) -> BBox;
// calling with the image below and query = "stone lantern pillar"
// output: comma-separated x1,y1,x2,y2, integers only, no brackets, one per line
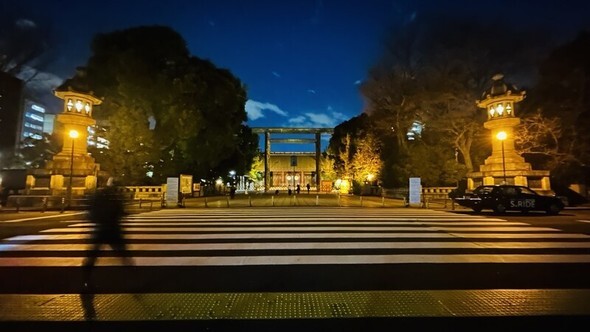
466,74,552,194
26,68,103,198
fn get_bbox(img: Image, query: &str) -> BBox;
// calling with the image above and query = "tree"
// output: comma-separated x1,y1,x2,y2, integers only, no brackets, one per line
18,133,60,169
524,31,590,185
327,113,372,180
360,15,547,187
319,152,337,182
360,23,422,154
350,132,382,183
75,26,256,184
0,3,52,76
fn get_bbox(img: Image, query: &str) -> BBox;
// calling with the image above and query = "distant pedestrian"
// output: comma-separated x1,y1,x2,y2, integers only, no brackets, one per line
82,177,133,287
230,186,236,199
306,183,310,194
296,184,301,194
288,187,292,196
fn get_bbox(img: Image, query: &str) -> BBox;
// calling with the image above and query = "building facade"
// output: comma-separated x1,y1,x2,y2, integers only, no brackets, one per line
258,152,318,190
20,99,46,143
0,71,25,154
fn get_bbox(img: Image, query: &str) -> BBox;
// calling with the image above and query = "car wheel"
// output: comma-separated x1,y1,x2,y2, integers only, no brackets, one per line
494,203,506,214
546,203,561,215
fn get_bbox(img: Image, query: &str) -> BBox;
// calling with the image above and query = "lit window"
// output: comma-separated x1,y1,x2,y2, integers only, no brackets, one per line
31,104,45,113
75,100,83,112
26,113,44,122
496,103,504,116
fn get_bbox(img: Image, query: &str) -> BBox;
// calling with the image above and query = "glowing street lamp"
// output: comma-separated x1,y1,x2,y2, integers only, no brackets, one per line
67,129,79,209
496,131,507,184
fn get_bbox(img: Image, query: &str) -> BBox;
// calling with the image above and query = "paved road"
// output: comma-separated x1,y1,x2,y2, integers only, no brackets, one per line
1,207,590,331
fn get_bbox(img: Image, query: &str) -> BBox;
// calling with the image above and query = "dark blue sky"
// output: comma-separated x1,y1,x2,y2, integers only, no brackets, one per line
12,0,590,151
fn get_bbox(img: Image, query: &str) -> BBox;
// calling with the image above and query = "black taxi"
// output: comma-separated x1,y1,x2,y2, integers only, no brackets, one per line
454,185,564,214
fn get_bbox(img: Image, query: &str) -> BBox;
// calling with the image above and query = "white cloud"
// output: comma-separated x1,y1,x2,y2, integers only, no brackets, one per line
285,110,350,128
272,71,281,78
307,89,316,94
354,79,362,85
288,116,307,124
304,113,335,126
16,19,36,29
245,100,288,120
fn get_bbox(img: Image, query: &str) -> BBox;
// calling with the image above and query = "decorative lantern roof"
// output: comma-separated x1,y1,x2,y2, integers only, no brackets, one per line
54,67,97,96
54,67,102,117
480,73,524,99
477,73,526,120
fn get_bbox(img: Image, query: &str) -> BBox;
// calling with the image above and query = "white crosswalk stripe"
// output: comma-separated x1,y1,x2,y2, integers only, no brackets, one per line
1,207,590,267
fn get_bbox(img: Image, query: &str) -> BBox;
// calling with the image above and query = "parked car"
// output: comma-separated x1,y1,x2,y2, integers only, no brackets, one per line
453,185,564,214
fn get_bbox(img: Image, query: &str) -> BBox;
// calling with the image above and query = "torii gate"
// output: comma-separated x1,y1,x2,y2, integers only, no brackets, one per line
251,127,334,192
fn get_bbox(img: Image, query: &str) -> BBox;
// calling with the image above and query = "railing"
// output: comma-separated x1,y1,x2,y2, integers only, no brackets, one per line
120,186,165,200
0,194,159,213
382,187,456,208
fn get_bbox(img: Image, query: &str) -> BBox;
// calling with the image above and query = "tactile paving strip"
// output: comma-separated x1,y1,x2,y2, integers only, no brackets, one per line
1,289,589,321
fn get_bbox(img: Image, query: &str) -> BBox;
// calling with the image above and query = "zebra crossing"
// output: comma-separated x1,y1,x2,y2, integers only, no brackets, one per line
2,207,590,269
2,207,590,326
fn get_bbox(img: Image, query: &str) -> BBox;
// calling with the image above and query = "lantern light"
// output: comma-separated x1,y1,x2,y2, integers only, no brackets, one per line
75,100,83,112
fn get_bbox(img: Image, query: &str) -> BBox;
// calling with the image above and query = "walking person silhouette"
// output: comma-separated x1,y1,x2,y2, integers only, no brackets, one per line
82,177,133,288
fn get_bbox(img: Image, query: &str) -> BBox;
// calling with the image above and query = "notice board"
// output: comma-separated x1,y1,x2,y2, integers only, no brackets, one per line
166,177,179,206
409,177,421,206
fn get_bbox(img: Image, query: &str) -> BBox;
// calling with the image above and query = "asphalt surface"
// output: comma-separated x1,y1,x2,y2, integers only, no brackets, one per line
1,196,590,331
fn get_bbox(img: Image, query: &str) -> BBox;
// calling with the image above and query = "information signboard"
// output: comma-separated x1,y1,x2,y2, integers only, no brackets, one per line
166,177,179,206
409,177,421,206
180,174,193,194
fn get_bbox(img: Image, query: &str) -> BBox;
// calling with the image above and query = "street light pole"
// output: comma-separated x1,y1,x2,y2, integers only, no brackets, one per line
496,131,507,184
67,130,79,209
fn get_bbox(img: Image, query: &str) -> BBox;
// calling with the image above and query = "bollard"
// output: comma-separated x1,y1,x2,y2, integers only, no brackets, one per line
42,197,48,213
360,195,363,207
249,195,252,207
226,196,230,208
139,198,143,208
294,195,297,206
316,195,319,206
338,194,341,207
60,197,65,213
16,198,20,213
452,199,455,210
205,197,208,208
272,195,274,207
382,196,385,207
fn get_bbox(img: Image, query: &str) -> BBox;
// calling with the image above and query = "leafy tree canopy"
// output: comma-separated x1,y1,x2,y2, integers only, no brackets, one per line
69,26,256,184
522,31,590,185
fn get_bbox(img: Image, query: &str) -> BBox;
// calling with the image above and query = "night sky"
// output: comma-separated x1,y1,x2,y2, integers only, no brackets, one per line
12,0,590,135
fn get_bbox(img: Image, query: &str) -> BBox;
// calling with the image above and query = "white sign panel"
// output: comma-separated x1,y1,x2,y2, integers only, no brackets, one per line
409,177,421,206
166,177,179,206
